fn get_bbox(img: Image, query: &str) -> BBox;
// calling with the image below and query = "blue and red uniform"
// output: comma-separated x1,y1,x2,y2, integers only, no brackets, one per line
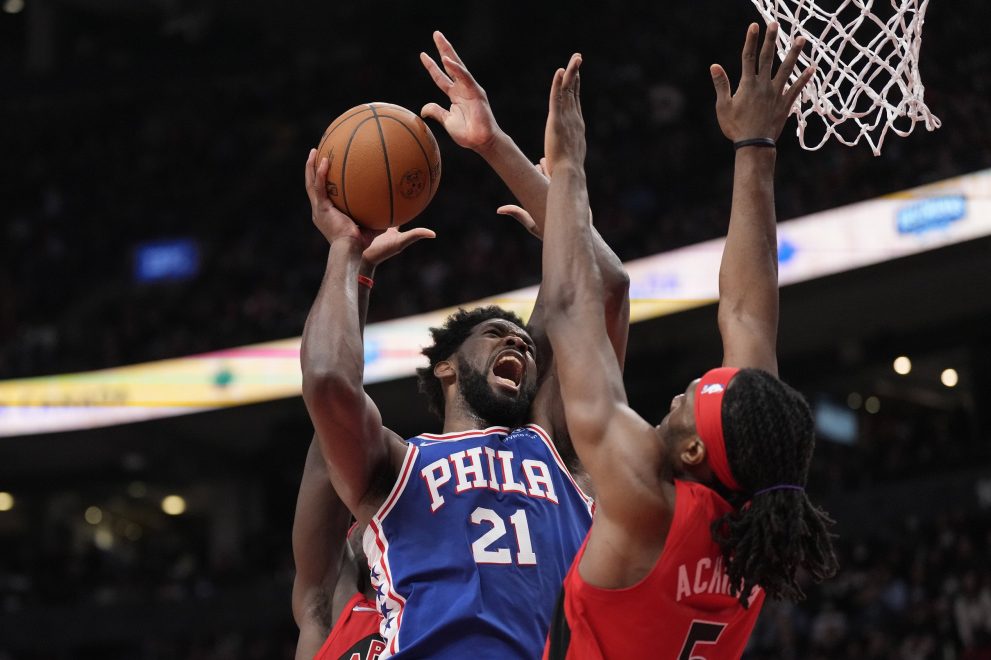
363,425,592,659
545,480,764,660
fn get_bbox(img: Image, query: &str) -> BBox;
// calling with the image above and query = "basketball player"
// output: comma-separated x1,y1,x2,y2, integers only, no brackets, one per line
293,227,430,660
539,25,838,659
299,33,629,656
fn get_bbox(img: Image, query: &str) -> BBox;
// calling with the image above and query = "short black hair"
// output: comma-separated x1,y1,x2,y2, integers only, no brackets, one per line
416,306,528,420
711,369,839,606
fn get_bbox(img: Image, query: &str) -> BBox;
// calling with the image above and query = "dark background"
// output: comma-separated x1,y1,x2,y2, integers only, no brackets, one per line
1,0,990,658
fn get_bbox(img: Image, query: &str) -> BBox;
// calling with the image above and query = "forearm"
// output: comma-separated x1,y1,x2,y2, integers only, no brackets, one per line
301,238,366,390
480,132,628,296
718,148,778,331
543,163,603,318
357,259,376,333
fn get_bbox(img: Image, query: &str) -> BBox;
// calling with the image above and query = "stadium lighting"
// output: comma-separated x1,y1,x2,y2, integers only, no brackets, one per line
865,396,881,414
84,506,103,525
161,495,186,516
847,392,862,410
3,0,24,15
893,356,912,375
941,368,959,388
0,492,13,512
94,528,114,550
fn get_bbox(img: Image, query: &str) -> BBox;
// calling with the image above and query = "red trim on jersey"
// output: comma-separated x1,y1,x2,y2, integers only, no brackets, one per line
527,424,594,512
695,367,743,492
417,426,510,442
366,444,418,656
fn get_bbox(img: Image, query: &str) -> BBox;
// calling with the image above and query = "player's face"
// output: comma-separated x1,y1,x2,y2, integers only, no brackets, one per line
455,319,539,426
657,378,700,452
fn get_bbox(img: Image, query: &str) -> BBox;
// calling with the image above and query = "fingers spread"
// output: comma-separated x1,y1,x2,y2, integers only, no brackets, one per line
434,31,466,68
741,22,759,77
774,35,807,91
710,63,731,105
421,52,454,93
442,55,477,87
784,64,815,107
421,102,451,125
758,22,778,77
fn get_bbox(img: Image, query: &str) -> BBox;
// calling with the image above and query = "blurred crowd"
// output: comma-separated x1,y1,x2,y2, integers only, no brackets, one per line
2,0,990,378
746,511,991,660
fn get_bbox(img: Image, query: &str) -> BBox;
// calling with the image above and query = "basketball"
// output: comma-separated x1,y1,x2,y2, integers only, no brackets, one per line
315,102,442,230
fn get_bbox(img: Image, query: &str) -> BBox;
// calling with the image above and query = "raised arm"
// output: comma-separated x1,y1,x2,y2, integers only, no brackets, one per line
711,23,813,375
420,31,630,369
540,57,663,534
293,222,432,658
300,150,431,522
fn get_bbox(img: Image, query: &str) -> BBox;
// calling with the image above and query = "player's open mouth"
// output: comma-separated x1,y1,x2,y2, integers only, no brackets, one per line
492,351,525,392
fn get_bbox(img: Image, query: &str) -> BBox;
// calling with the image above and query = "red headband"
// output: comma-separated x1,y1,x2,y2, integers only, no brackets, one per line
694,367,742,492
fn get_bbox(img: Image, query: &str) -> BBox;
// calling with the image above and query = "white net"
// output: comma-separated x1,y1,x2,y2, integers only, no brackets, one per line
750,0,941,155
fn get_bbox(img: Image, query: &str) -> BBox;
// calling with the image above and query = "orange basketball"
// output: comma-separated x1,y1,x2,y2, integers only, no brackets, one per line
315,102,442,230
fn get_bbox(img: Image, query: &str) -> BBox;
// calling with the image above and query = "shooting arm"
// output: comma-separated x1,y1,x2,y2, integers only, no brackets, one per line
717,147,779,375
300,238,395,519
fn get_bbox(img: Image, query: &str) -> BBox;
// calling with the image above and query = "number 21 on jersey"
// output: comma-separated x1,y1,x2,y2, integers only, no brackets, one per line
470,507,537,565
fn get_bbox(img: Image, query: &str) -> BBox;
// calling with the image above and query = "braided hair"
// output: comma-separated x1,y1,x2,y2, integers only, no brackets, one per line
416,306,528,419
710,368,839,606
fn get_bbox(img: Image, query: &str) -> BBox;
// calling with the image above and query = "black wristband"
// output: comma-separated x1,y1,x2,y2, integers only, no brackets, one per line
733,137,776,151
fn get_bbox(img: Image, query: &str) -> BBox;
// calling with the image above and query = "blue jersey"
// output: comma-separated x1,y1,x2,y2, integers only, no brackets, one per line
363,424,593,659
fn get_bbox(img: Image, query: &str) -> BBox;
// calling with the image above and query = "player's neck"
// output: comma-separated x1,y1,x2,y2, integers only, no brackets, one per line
441,397,493,433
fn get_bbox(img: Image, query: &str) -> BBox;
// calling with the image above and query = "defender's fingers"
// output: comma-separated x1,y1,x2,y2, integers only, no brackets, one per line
441,55,478,88
773,36,807,91
420,52,454,93
783,64,815,108
549,67,565,110
561,54,581,96
710,64,731,105
434,31,467,68
758,22,779,77
421,102,452,125
741,23,759,77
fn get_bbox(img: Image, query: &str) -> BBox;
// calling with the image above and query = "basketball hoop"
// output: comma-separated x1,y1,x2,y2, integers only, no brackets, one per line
750,0,941,155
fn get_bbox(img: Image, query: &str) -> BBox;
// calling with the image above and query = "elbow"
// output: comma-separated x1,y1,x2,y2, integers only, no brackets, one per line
543,281,579,319
301,367,362,409
604,268,630,307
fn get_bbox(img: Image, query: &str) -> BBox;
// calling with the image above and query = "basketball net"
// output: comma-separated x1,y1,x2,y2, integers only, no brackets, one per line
750,0,941,155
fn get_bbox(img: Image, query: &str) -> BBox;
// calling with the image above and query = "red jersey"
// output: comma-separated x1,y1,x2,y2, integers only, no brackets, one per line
544,480,764,660
314,592,385,660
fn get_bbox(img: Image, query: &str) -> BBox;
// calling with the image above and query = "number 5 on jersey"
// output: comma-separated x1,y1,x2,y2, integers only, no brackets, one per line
679,620,727,660
471,507,537,565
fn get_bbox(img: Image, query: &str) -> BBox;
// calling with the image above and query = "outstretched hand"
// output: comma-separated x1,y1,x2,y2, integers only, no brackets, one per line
305,149,378,249
362,226,436,266
544,54,586,177
420,31,500,152
710,22,814,142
